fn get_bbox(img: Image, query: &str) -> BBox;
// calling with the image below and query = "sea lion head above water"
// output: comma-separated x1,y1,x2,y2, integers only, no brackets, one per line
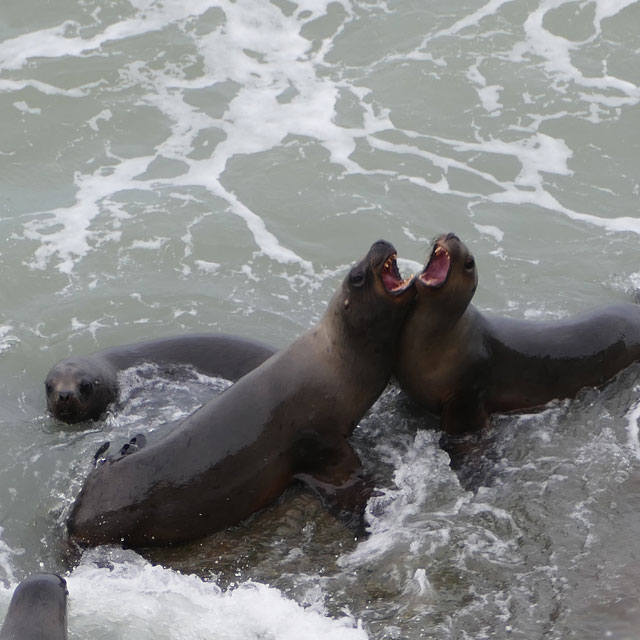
397,231,640,437
0,574,68,640
336,239,416,347
415,232,478,323
45,357,117,424
67,240,416,548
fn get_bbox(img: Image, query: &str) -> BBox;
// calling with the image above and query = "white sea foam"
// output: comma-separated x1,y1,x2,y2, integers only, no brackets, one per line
509,0,640,108
87,109,113,132
16,0,369,274
474,223,504,242
625,392,640,461
64,550,367,640
130,238,167,250
341,430,461,566
372,125,640,234
0,2,215,71
195,259,221,273
12,101,41,115
466,63,503,114
0,78,87,97
0,529,21,585
0,326,19,355
23,155,148,274
13,0,640,279
432,0,519,39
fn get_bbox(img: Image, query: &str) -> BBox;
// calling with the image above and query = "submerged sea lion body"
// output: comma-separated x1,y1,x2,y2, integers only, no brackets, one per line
46,334,277,423
68,240,415,547
0,574,68,640
396,233,640,434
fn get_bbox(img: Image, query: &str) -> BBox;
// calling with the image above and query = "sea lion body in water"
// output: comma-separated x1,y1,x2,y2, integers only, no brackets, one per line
68,240,415,547
396,233,640,434
0,574,68,640
46,334,277,423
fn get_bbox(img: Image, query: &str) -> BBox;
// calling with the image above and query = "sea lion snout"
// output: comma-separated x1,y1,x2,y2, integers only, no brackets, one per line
57,389,75,402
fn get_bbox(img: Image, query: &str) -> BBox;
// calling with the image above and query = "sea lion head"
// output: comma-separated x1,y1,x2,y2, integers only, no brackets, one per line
0,574,68,640
45,357,117,424
416,232,477,319
337,239,415,341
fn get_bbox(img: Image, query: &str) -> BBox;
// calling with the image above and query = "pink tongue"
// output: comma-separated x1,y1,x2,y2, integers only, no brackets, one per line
382,267,401,290
422,251,450,286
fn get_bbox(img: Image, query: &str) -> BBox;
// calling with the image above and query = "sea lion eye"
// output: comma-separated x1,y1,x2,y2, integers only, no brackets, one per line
464,256,475,270
79,381,93,396
45,382,53,394
349,269,365,288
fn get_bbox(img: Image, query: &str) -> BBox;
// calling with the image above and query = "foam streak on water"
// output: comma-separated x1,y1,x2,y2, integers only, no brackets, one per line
3,0,637,279
0,550,367,640
625,390,640,460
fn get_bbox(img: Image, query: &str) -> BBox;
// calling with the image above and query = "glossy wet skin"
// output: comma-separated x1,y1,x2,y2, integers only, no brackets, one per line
339,240,416,343
68,241,415,547
415,232,478,322
397,232,640,434
45,359,116,423
45,334,278,424
0,574,68,640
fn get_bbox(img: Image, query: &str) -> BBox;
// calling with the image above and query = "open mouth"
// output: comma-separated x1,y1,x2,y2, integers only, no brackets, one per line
419,244,450,288
381,253,414,294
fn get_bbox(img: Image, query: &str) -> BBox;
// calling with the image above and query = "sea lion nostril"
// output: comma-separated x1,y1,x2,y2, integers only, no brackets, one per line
58,391,73,402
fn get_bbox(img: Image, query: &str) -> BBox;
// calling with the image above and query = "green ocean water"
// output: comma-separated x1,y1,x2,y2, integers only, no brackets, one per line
1,0,640,638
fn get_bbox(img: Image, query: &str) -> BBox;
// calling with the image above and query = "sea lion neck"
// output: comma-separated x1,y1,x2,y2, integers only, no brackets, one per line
323,289,393,364
326,280,414,364
411,283,472,332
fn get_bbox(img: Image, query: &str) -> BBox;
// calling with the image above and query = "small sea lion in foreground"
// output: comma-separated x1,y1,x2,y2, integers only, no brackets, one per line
68,240,415,547
46,334,277,423
0,574,68,640
396,232,640,435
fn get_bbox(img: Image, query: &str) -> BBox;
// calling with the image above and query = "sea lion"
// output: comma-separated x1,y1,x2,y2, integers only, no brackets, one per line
0,574,68,640
46,334,278,423
67,240,415,547
395,232,640,435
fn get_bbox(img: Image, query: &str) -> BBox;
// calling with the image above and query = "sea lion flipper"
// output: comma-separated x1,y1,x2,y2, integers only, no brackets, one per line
118,433,147,457
295,441,372,536
297,468,373,537
440,388,489,435
93,441,110,466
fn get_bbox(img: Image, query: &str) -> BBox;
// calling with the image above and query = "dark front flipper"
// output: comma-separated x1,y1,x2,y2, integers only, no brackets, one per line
439,429,499,491
93,433,147,467
118,433,147,456
296,469,373,537
294,435,372,536
440,386,490,435
92,441,110,466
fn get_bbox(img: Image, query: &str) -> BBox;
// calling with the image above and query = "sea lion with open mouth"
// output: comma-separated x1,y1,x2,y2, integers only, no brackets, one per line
68,240,415,547
396,232,640,434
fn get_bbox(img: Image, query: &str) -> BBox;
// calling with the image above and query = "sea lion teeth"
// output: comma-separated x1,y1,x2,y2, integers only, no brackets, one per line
67,240,416,547
396,231,640,435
